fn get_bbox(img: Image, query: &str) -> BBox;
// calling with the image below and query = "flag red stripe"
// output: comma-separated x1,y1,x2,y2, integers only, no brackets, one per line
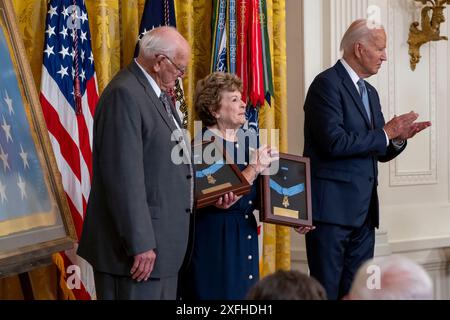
82,196,87,220
40,94,82,181
65,192,84,240
86,77,98,117
76,115,92,181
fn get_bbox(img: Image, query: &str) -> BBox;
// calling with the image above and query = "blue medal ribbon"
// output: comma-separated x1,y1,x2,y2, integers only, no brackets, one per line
270,179,304,208
196,160,225,184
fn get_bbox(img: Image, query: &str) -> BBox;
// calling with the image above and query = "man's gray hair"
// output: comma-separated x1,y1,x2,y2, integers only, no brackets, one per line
139,26,179,59
340,19,384,54
349,255,433,300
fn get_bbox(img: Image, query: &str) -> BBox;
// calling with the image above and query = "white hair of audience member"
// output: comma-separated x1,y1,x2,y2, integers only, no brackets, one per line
348,255,433,300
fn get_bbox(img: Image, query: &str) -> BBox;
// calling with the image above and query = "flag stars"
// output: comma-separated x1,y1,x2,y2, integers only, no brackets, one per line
1,116,13,143
17,174,27,200
81,49,85,62
4,90,14,115
57,65,69,79
80,11,88,24
19,144,30,170
88,52,94,64
45,25,56,38
48,5,58,19
0,179,6,204
0,145,10,172
80,30,87,43
61,6,70,19
44,44,54,58
60,26,68,39
59,45,70,59
80,69,86,81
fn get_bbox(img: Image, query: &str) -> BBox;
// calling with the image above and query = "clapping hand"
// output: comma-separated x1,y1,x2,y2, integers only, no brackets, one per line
384,111,431,140
250,145,280,175
402,120,431,140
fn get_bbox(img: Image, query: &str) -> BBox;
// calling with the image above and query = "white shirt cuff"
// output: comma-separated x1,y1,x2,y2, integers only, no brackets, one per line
383,129,389,146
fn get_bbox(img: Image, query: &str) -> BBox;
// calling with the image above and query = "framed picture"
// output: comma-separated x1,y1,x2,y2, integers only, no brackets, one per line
260,153,312,227
0,0,76,278
193,139,251,209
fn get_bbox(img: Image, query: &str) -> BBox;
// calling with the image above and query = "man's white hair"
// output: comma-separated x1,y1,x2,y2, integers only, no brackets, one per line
139,26,180,59
349,255,433,300
340,19,384,54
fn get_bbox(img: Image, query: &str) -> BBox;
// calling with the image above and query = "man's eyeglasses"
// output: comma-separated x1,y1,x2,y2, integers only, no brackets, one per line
158,54,186,76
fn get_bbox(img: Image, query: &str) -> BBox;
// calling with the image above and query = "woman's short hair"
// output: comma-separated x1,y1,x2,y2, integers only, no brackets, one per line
194,72,243,126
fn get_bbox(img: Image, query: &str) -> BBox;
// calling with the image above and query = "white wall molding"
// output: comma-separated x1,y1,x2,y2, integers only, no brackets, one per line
387,0,438,186
302,0,325,91
329,0,369,62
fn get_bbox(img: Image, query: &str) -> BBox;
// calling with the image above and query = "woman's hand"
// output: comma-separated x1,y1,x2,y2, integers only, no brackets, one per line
214,192,242,209
249,145,279,174
293,225,316,235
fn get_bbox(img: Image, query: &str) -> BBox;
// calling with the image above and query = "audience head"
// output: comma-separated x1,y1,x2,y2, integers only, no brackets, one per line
246,270,327,300
347,255,433,300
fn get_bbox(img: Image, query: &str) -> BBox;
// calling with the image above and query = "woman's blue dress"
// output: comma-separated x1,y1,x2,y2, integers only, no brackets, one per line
182,129,259,300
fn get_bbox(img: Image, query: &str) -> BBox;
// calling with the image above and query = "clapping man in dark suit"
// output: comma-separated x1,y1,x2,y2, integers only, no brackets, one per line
302,19,431,300
78,26,193,300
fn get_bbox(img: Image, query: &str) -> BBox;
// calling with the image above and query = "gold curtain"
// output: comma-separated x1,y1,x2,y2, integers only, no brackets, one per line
259,0,290,276
1,0,288,299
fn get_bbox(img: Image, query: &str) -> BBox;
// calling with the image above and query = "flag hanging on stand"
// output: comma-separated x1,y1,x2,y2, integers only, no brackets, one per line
211,0,275,271
259,0,274,105
39,0,98,300
135,0,188,129
212,0,273,135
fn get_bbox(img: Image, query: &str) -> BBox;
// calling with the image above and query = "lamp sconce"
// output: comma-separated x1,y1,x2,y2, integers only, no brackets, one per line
408,0,449,71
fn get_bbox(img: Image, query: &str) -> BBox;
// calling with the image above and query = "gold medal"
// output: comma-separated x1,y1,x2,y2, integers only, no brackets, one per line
207,174,216,185
282,195,290,208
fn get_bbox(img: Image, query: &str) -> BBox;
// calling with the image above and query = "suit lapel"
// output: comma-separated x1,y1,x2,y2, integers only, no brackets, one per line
128,61,178,133
169,99,183,128
335,61,372,128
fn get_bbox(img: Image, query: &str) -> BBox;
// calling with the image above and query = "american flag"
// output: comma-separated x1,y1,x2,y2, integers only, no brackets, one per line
39,0,98,300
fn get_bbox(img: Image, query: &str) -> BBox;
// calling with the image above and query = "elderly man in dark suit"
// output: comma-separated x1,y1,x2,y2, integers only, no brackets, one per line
78,26,193,300
302,19,431,300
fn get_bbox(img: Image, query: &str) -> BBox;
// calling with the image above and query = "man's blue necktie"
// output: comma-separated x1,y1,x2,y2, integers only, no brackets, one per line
357,79,371,122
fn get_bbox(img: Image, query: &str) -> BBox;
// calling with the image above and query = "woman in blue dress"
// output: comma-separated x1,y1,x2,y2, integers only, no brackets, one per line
181,72,275,300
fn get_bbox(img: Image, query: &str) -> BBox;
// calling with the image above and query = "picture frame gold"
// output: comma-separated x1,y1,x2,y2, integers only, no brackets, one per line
260,153,313,228
0,0,76,278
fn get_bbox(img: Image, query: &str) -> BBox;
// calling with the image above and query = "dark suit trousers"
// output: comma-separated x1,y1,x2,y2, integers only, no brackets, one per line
305,215,375,300
94,271,178,300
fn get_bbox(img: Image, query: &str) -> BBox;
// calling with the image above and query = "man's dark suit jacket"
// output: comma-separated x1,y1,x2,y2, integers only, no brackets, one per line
78,61,192,278
303,61,406,229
